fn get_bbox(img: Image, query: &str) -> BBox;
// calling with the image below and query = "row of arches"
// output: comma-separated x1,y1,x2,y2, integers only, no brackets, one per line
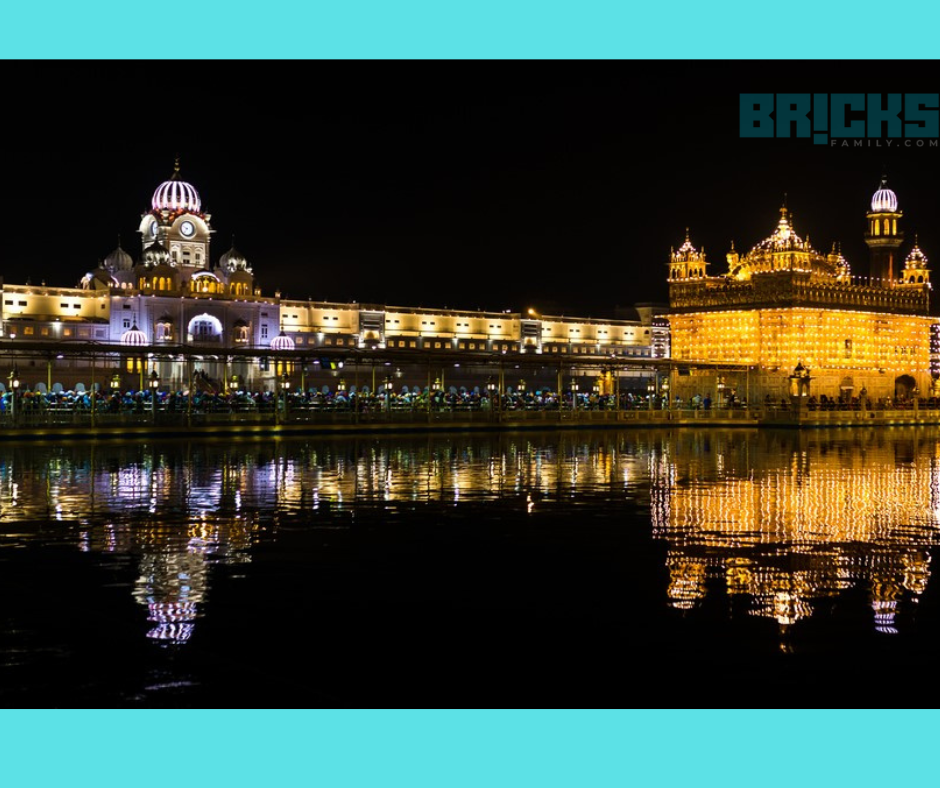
123,314,252,345
137,276,253,296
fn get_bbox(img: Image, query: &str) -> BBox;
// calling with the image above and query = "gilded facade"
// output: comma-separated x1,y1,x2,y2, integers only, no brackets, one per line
666,180,936,405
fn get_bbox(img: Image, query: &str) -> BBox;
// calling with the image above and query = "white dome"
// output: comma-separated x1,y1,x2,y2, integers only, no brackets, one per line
871,178,898,213
142,240,170,267
152,159,202,213
120,324,148,346
104,244,133,272
270,331,295,351
220,244,250,272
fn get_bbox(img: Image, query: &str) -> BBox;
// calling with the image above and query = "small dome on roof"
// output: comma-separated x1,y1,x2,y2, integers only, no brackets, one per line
142,241,170,267
871,177,898,213
220,242,250,272
270,331,295,351
120,324,147,346
105,243,134,272
905,239,928,269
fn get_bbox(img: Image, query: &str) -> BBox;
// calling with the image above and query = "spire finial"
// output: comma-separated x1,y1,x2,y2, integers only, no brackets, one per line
684,227,690,242
915,232,920,247
730,239,735,252
172,155,181,179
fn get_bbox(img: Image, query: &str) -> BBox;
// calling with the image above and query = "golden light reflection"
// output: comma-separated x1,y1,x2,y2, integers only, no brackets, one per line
650,429,940,631
2,430,936,646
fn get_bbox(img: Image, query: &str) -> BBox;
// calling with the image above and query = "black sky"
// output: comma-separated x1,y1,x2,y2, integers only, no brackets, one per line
6,60,940,315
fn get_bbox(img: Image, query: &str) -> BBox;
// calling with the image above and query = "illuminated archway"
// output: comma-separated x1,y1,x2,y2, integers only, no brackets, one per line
188,313,223,342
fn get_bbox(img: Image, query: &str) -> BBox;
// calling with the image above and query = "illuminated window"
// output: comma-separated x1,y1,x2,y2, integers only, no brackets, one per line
23,327,33,335
63,328,72,337
409,341,416,348
41,328,49,336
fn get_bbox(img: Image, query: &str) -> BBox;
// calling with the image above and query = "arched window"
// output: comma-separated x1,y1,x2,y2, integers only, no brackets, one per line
884,219,890,235
188,313,223,342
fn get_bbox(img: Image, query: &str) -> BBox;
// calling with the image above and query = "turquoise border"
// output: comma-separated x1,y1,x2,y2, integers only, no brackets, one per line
3,709,935,787
2,1,938,58
3,3,938,787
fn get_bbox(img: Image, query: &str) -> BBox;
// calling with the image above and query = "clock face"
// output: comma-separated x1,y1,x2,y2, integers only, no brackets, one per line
150,221,158,237
179,220,195,238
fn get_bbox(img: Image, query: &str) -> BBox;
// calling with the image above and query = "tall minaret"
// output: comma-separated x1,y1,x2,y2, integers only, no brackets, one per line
864,176,903,285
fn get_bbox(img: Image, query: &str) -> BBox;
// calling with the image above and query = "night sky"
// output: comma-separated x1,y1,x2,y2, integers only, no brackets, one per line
6,60,940,315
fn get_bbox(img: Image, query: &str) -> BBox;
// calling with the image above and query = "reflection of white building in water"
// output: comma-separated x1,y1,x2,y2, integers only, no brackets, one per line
0,161,663,393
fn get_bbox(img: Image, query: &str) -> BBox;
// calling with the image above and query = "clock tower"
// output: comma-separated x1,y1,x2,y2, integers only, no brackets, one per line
138,158,213,278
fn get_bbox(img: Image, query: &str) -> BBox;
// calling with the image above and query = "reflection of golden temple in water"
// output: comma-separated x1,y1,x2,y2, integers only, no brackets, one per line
0,430,938,642
650,430,940,633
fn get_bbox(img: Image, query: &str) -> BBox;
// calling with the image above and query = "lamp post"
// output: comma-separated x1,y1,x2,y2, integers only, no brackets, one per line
282,374,290,419
717,377,725,410
8,367,18,425
384,375,394,414
487,377,497,414
110,373,120,420
149,370,159,424
431,376,442,414
661,376,670,410
571,378,579,412
647,378,655,410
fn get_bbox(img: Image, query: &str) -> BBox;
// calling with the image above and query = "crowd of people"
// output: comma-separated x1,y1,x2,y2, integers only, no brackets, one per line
0,385,669,416
1,384,934,418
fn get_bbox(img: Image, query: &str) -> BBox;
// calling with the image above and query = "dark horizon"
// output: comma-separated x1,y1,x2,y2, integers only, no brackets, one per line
6,60,940,315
